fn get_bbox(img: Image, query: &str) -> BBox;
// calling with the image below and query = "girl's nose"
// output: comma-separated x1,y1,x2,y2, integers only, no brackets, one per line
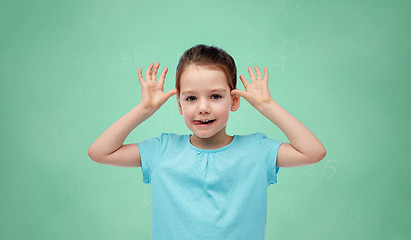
198,99,210,114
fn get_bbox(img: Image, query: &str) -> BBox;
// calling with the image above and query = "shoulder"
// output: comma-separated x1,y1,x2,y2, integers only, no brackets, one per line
141,133,187,142
235,133,268,143
138,133,187,147
159,133,188,142
157,133,189,148
138,133,189,156
235,133,282,148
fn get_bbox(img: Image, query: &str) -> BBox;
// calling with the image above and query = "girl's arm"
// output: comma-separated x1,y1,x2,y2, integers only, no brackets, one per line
88,62,177,167
231,66,326,168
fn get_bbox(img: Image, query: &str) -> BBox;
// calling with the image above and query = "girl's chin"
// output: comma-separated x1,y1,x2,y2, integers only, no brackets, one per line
191,132,214,139
190,128,228,140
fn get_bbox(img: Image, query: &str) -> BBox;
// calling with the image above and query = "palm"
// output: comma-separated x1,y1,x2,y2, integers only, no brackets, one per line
244,80,272,103
233,66,273,109
138,62,177,110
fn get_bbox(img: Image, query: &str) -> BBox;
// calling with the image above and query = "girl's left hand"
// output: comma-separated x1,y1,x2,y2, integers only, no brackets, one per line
231,66,274,111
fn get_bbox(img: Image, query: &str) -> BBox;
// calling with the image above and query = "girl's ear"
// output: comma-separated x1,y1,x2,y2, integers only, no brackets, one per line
176,94,183,115
230,95,240,112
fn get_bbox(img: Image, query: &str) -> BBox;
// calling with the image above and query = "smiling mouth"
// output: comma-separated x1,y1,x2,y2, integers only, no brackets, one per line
193,119,216,126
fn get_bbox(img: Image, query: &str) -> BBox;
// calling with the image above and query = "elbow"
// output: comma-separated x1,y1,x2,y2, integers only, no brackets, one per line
304,146,326,165
313,146,326,163
88,147,102,163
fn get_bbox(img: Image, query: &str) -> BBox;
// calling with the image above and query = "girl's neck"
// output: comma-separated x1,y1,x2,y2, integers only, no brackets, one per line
190,130,233,150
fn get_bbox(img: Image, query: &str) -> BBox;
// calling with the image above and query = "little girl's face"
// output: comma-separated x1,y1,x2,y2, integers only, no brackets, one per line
178,65,239,140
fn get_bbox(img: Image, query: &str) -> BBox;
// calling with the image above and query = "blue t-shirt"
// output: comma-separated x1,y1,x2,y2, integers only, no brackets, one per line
137,133,283,240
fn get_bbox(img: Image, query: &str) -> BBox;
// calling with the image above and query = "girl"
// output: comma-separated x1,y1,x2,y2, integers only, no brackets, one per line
88,44,326,240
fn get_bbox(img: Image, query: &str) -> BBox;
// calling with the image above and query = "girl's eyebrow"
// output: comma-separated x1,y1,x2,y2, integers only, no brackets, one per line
180,88,228,95
210,88,228,93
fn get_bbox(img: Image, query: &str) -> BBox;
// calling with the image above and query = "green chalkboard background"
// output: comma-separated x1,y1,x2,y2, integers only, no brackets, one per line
1,0,410,239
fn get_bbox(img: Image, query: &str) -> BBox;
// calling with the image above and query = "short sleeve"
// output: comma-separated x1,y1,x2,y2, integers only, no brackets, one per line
137,133,169,184
253,133,283,185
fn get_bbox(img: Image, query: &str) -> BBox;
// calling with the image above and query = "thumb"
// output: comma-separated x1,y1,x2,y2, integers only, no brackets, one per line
231,89,248,100
164,89,178,100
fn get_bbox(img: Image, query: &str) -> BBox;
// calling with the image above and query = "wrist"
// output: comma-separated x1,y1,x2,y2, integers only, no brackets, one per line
135,103,158,118
256,98,277,113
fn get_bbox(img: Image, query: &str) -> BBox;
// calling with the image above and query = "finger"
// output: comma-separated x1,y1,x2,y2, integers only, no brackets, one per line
158,67,168,87
145,63,154,80
152,62,160,81
231,89,248,100
248,67,256,82
138,68,144,84
239,75,249,88
254,66,262,80
264,68,269,82
163,88,178,101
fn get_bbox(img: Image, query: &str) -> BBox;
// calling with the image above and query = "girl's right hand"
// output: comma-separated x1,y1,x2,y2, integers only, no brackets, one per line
138,62,177,112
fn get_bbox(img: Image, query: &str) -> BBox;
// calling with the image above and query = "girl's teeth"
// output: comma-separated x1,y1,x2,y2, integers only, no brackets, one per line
194,119,215,125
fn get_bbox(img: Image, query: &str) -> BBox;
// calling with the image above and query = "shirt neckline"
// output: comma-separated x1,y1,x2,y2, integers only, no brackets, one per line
186,135,237,153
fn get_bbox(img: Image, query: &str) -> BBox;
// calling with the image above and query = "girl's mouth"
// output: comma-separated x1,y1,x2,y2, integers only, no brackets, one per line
193,119,216,126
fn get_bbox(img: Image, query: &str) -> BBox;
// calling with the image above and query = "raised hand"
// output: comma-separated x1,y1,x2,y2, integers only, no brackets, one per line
231,66,274,111
138,62,177,112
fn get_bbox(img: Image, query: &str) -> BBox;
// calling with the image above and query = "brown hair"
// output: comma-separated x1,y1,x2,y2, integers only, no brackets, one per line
176,44,237,92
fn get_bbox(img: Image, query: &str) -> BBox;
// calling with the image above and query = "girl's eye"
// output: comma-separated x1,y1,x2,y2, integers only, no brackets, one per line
186,96,197,101
211,94,221,100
